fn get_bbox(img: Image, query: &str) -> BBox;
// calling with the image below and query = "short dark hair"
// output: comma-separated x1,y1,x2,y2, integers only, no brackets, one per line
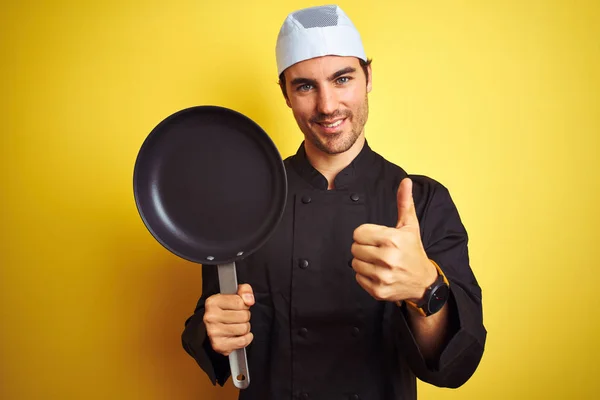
278,58,372,99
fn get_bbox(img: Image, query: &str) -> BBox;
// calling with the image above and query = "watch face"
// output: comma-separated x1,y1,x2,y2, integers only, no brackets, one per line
428,284,449,314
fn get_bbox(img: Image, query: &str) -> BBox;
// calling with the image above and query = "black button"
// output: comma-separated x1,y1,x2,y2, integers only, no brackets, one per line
350,394,360,400
352,327,360,337
299,259,309,269
350,193,360,202
301,195,312,204
301,393,310,400
299,328,308,337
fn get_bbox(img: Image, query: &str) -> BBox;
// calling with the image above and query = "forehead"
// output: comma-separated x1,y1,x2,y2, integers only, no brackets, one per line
284,55,362,80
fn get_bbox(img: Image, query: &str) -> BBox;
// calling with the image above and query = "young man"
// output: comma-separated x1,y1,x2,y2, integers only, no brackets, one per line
182,5,486,399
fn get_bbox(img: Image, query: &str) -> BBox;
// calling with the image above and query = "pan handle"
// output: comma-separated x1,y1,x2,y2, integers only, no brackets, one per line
217,262,250,389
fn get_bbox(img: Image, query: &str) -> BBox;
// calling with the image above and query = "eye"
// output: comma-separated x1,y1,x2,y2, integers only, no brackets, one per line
336,76,351,84
297,84,313,92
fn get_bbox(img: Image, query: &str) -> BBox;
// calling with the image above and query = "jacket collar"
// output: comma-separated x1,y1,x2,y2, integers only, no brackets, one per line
290,139,377,190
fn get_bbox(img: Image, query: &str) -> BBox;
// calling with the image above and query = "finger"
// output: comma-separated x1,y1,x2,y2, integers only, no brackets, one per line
237,283,255,307
206,294,248,311
231,332,254,350
355,273,376,297
207,321,251,339
351,242,378,264
353,224,400,247
211,332,254,356
355,273,395,301
396,177,419,228
204,309,251,325
350,257,380,281
351,242,397,267
221,322,252,337
221,309,252,324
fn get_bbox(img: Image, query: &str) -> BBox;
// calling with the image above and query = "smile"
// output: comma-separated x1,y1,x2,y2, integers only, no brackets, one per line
317,118,345,128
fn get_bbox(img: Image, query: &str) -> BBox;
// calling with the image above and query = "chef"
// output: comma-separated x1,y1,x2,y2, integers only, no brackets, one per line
182,5,486,400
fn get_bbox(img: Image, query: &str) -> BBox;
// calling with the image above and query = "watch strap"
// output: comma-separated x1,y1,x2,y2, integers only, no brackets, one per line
396,259,449,316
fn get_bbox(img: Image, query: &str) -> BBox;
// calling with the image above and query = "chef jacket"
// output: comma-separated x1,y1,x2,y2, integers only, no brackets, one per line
182,141,487,400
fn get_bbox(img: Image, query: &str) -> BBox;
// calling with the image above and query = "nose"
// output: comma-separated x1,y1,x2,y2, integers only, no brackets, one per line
316,86,338,116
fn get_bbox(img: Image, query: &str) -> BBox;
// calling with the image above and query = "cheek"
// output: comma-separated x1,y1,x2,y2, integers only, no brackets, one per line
290,107,310,129
340,87,367,108
290,99,315,121
349,97,366,111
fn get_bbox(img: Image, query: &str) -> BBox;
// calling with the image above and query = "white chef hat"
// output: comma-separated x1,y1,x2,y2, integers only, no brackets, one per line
275,4,367,76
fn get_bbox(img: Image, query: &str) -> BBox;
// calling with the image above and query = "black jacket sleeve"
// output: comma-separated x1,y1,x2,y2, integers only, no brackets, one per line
391,176,487,388
181,264,231,386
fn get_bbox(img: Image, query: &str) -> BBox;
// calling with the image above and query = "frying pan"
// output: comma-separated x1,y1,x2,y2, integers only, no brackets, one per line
133,105,287,389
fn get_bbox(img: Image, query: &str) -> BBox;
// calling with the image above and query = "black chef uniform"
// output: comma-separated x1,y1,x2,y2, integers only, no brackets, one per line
182,141,487,400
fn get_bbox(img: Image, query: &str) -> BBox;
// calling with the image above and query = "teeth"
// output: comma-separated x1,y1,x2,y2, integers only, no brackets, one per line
322,119,343,128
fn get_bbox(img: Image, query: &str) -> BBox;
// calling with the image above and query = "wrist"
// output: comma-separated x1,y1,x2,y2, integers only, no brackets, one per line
399,260,450,317
410,259,439,303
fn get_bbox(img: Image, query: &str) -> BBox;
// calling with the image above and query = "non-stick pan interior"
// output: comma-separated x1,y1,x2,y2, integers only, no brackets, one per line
134,106,287,265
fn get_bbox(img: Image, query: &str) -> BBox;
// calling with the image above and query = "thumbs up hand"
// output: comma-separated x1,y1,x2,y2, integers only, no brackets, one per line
351,178,438,303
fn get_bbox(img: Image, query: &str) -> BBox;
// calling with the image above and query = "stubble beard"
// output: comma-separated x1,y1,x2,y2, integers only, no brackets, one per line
305,94,369,155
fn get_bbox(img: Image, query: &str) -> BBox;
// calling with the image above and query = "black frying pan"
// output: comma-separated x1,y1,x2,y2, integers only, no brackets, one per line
133,105,287,389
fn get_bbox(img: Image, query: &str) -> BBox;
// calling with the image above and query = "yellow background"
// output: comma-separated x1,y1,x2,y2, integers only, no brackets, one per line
1,0,599,399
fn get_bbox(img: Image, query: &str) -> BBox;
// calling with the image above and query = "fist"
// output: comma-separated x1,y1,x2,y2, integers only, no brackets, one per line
351,178,437,303
203,283,255,356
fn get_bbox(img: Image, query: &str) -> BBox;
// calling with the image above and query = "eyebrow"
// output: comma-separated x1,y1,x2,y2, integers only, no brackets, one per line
290,66,358,87
329,66,356,80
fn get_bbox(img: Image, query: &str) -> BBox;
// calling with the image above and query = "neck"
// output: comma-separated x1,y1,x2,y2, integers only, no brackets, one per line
304,134,366,190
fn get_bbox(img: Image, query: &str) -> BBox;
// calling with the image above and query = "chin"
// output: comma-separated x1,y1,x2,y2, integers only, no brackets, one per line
310,130,360,155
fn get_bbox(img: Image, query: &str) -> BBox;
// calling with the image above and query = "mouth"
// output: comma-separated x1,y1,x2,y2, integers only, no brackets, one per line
315,118,346,133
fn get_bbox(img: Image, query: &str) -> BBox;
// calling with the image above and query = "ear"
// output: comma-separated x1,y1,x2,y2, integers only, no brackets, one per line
366,64,373,93
279,73,292,108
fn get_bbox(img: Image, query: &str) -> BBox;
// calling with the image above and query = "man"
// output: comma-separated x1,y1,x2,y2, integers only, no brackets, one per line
182,5,486,399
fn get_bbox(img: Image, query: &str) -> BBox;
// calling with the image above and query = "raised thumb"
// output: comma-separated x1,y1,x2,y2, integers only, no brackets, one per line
396,177,418,228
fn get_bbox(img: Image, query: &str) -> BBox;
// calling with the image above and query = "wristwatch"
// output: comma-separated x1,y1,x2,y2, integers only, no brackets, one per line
404,260,450,317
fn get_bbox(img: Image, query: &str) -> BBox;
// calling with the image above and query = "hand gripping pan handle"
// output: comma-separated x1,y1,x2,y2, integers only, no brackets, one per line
217,262,250,389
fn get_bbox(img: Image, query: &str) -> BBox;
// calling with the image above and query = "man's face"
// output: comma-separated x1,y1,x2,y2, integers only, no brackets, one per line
283,56,372,155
